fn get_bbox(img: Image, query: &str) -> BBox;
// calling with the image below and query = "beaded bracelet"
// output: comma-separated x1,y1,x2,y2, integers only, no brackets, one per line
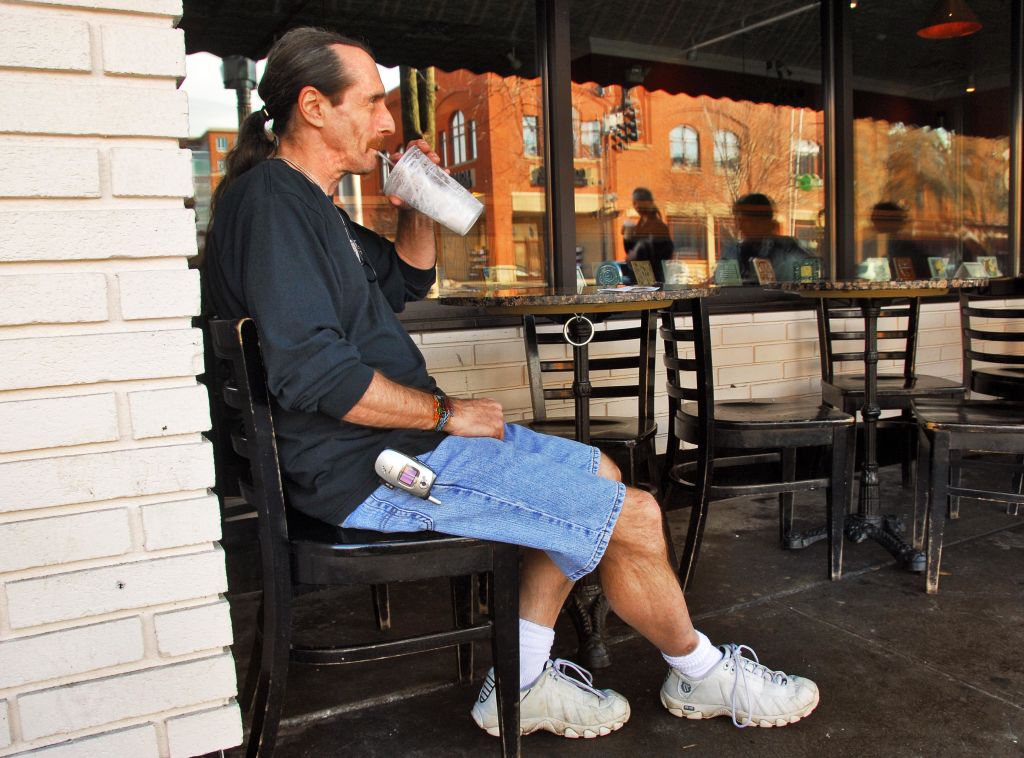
432,388,453,432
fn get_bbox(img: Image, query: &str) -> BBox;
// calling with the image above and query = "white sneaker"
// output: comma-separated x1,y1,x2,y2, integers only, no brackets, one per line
661,644,819,728
471,659,630,739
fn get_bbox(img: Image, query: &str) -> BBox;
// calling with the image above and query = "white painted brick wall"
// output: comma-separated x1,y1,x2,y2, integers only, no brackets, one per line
0,1,238,754
0,80,189,138
6,548,228,629
0,329,204,391
118,269,201,320
110,148,194,198
0,701,8,749
0,13,91,72
0,441,215,513
0,209,197,262
0,617,144,689
17,725,159,758
153,599,233,656
0,393,118,453
0,508,130,573
0,273,108,326
0,146,101,199
19,654,236,741
141,495,221,550
165,703,243,758
101,25,185,78
128,384,211,439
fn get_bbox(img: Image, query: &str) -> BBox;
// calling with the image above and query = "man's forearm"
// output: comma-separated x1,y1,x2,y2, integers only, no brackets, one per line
342,371,436,430
341,371,507,440
394,208,437,270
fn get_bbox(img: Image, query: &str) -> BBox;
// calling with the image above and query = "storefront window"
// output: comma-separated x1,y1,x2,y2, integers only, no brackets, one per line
851,1,1011,279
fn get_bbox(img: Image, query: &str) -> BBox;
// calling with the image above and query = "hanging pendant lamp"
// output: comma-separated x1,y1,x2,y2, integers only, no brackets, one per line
917,0,983,40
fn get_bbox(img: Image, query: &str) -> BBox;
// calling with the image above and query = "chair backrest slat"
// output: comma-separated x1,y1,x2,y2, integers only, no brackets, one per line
523,312,657,424
817,298,920,384
960,290,1024,398
210,319,293,553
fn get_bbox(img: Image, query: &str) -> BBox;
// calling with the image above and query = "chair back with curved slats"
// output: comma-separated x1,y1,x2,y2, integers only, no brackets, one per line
818,299,920,386
960,290,1024,401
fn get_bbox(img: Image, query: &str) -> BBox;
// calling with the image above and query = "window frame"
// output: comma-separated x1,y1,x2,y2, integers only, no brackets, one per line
669,124,700,169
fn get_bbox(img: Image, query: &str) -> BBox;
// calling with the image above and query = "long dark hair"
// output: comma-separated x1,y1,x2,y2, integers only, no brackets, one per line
209,27,370,217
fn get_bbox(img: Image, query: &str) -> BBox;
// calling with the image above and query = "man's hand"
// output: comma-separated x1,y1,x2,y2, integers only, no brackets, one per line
387,138,446,209
445,397,505,440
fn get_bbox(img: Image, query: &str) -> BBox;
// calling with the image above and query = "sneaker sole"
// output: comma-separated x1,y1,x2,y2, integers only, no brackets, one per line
473,705,631,739
660,689,819,728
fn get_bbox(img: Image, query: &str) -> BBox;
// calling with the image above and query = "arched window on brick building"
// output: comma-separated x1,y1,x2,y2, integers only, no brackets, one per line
669,125,700,168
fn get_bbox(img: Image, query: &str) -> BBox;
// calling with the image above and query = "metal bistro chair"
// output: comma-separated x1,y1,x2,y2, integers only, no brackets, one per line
660,298,856,589
816,298,965,488
522,311,658,487
911,285,1024,593
209,318,520,758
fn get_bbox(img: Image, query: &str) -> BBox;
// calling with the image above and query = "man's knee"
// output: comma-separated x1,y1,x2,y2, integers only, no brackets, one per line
610,487,664,548
597,453,621,482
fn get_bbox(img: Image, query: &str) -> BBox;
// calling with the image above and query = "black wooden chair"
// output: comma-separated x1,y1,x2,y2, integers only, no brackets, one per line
956,287,1024,518
522,311,658,487
912,398,1024,593
816,298,965,487
209,318,520,757
660,299,856,589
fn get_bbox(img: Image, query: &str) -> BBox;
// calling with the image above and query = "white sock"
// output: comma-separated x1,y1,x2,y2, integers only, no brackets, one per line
519,618,555,689
662,631,723,680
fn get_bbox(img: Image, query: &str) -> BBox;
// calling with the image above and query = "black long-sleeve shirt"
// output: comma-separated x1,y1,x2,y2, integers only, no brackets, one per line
204,159,444,523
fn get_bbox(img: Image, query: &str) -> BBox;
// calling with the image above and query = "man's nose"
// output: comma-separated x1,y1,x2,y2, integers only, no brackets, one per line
379,105,396,136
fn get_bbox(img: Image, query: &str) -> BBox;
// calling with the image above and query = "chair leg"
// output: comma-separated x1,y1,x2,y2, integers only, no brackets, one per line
450,575,476,683
490,546,521,757
912,426,931,552
778,447,796,544
677,449,712,592
660,414,679,498
926,432,952,594
901,412,916,488
948,449,962,519
646,438,659,495
245,585,292,758
1009,454,1023,517
828,426,854,581
240,598,265,714
371,583,391,631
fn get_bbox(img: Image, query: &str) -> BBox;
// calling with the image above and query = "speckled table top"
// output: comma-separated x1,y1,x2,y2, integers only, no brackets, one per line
779,278,987,296
438,284,716,314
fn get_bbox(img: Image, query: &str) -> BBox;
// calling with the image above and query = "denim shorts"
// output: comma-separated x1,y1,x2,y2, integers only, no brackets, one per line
341,423,626,580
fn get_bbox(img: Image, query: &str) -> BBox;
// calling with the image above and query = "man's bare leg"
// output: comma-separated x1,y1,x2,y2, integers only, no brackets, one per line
517,453,697,655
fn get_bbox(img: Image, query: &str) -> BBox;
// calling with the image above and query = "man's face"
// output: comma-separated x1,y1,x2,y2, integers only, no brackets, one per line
323,45,395,175
734,205,774,239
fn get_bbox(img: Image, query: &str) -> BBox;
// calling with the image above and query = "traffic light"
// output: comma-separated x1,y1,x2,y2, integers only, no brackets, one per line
622,105,638,142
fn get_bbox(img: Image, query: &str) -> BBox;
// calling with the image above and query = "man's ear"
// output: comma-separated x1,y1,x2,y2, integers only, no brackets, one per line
295,86,326,128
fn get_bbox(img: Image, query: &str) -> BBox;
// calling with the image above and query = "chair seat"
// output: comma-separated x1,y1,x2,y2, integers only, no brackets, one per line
913,398,1024,433
971,368,1024,401
526,416,658,444
682,399,851,428
824,373,964,401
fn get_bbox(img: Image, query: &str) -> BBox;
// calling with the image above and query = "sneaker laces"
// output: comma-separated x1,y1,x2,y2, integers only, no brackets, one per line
724,644,788,728
547,658,607,699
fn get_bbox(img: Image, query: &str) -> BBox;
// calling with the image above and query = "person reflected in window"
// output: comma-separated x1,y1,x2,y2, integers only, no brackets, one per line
865,201,928,279
623,187,674,280
721,193,809,283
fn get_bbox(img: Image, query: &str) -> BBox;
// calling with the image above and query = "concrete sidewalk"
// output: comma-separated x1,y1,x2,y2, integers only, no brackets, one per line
224,465,1024,757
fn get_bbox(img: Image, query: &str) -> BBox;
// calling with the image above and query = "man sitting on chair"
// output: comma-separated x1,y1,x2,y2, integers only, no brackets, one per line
203,26,820,739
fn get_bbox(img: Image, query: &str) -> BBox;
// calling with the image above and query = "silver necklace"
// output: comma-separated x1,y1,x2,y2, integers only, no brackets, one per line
274,155,329,195
273,155,371,272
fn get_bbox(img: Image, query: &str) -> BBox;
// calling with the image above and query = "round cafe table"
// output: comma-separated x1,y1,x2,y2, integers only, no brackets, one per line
439,284,715,668
781,278,982,571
